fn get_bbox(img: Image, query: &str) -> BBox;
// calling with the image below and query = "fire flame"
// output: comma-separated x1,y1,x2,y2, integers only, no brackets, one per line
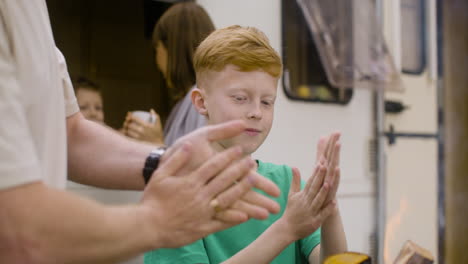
384,198,408,263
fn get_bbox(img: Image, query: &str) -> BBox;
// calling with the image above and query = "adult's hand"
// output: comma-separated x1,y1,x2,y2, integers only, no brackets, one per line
141,142,269,248
161,120,281,221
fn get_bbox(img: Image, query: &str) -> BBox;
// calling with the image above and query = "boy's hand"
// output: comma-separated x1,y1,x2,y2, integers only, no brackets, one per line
316,132,341,204
279,165,336,241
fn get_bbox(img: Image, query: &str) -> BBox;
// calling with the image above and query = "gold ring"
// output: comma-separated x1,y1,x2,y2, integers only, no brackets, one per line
210,198,223,213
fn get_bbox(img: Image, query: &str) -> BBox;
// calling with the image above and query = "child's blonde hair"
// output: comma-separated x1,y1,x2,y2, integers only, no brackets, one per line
193,25,282,85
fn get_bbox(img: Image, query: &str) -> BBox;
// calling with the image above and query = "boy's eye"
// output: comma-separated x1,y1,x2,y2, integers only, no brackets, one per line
232,95,247,102
262,100,274,106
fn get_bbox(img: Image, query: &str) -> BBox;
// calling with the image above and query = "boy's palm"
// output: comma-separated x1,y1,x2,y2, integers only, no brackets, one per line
281,167,336,240
316,133,341,204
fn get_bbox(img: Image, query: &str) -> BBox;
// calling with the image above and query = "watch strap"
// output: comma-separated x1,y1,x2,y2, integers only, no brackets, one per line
143,147,166,184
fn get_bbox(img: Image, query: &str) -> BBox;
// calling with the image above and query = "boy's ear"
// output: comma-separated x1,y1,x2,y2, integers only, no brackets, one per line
191,88,208,117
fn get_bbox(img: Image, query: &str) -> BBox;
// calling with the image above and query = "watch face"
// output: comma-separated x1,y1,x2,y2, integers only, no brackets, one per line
151,147,166,156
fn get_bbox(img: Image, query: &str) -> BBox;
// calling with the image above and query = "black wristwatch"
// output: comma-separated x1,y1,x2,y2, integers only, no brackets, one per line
143,147,166,184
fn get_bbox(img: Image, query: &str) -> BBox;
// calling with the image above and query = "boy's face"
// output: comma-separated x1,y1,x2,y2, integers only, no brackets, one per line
195,65,278,155
76,88,104,124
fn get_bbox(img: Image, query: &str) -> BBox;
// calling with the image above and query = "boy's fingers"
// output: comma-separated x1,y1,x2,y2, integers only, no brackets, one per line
154,143,191,178
204,120,247,142
330,143,341,169
303,165,320,194
322,135,333,161
326,132,341,161
306,166,327,204
324,144,340,189
289,167,302,195
330,168,341,196
310,182,330,212
317,200,337,221
316,136,328,162
335,143,341,167
242,190,280,214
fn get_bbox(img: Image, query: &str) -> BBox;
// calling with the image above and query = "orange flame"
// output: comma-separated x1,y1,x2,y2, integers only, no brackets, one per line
384,198,409,263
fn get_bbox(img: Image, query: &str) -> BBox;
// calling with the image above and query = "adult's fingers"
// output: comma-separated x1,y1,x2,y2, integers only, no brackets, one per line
241,190,280,214
202,219,241,236
195,147,246,184
153,143,192,179
250,171,280,197
204,120,247,142
230,199,270,220
207,172,256,211
214,209,249,223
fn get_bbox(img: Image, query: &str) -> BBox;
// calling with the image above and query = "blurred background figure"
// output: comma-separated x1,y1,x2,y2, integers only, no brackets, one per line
73,77,105,125
123,2,215,146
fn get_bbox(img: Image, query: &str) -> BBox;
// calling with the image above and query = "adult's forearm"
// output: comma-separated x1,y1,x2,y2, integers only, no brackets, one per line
222,220,296,264
320,206,348,261
0,183,156,264
67,113,157,190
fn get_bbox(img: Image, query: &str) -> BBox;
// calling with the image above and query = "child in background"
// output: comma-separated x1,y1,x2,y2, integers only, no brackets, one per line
144,25,347,264
73,77,105,124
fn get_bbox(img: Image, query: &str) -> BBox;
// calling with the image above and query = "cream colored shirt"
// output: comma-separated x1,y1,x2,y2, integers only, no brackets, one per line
0,0,79,189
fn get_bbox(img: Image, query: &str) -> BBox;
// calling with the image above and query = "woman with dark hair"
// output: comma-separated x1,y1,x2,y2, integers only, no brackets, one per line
123,2,215,146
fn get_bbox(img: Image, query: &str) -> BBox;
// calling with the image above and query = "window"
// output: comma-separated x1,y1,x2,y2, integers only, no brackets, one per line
401,0,426,74
282,0,405,97
281,0,353,104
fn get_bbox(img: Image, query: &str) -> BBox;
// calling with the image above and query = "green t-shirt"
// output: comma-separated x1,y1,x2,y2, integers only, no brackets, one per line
144,160,321,264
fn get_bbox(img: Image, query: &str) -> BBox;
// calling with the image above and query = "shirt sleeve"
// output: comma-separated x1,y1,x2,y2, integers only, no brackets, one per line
0,13,41,189
144,239,210,264
299,227,321,259
55,47,79,117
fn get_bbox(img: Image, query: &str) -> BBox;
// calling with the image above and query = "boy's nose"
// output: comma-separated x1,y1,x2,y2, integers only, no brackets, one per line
247,104,262,119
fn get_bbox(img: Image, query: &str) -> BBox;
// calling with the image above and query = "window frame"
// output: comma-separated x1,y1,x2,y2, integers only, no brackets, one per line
401,0,427,75
280,0,353,105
